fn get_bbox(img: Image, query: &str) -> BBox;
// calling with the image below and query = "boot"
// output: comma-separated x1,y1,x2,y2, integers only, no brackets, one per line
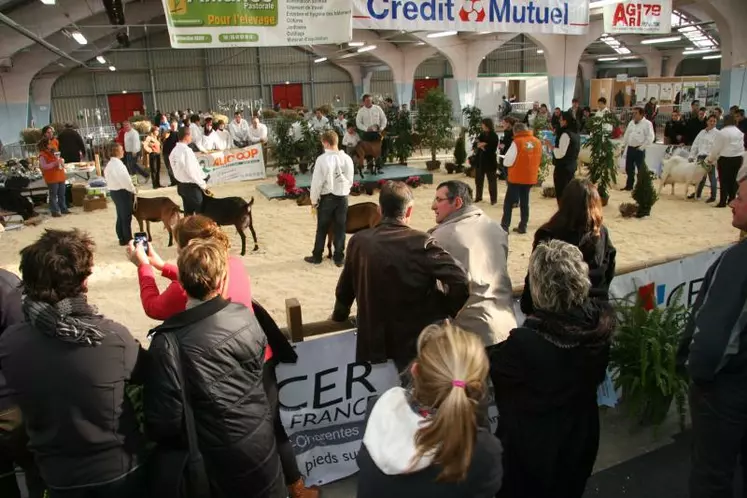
288,477,320,498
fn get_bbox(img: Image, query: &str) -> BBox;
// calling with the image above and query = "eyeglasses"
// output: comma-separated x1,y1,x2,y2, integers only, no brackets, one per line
433,196,451,203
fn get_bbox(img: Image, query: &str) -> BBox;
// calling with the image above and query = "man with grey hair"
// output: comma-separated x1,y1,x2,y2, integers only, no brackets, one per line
677,169,747,497
429,180,516,345
332,180,469,372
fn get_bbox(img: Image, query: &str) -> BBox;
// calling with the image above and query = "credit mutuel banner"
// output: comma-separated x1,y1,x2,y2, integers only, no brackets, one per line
353,0,590,35
603,0,672,34
162,0,352,48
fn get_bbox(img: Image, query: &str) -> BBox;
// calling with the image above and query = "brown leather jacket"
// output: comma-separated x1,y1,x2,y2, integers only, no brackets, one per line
333,220,469,366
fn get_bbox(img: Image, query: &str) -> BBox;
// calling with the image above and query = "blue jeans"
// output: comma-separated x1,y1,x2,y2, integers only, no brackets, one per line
109,189,133,244
501,183,531,231
624,146,646,189
47,182,67,214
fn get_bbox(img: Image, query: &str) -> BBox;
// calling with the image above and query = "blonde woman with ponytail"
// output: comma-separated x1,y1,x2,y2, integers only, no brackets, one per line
356,322,503,498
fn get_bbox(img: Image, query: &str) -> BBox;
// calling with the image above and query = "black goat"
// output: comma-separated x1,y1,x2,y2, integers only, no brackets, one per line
201,195,258,256
0,187,37,220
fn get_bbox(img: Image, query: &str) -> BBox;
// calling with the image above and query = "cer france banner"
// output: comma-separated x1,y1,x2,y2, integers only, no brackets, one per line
603,0,672,34
196,145,266,185
353,0,590,35
161,0,352,48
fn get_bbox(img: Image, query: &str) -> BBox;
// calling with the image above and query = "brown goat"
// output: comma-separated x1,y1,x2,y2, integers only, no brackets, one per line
354,132,386,177
133,196,181,246
297,194,381,258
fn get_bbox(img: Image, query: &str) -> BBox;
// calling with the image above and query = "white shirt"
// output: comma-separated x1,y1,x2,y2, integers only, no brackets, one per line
689,128,719,159
104,157,135,192
707,126,745,162
189,123,207,152
342,132,360,149
205,129,230,151
247,123,268,144
596,107,610,117
503,142,518,167
169,142,206,188
623,118,654,149
309,115,329,131
356,105,387,132
309,150,354,204
334,117,347,133
552,133,571,159
289,122,303,142
229,119,250,143
124,129,141,154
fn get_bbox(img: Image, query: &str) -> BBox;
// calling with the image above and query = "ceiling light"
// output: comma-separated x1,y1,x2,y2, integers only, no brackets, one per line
683,48,717,55
537,49,544,54
338,52,360,59
122,90,127,94
427,31,457,38
589,0,622,8
285,81,290,84
415,42,426,46
357,45,376,53
96,56,106,64
348,41,364,47
314,57,327,63
641,36,682,44
108,65,116,71
598,56,619,62
702,54,722,60
40,0,55,4
425,76,430,79
71,31,87,45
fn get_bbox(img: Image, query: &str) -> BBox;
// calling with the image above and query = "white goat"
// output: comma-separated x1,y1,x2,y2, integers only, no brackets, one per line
578,141,625,167
658,155,708,199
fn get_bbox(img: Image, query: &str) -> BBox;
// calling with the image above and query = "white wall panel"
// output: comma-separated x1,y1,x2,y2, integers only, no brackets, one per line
51,96,98,123
415,58,449,79
106,50,148,71
211,87,263,104
313,82,354,107
372,69,392,82
157,90,208,113
52,71,94,97
313,64,349,83
206,47,258,66
155,68,206,92
263,64,309,85
151,48,204,69
258,46,307,65
371,79,394,97
208,66,259,88
94,72,150,94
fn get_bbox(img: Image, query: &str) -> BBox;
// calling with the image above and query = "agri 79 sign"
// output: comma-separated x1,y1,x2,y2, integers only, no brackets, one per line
603,0,672,34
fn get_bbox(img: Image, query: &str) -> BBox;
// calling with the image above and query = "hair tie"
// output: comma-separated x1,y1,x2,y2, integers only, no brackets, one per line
452,380,466,389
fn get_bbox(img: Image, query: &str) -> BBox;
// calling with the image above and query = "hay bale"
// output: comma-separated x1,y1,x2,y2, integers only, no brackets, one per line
132,121,152,134
542,186,556,198
619,202,639,218
20,128,42,145
212,113,229,125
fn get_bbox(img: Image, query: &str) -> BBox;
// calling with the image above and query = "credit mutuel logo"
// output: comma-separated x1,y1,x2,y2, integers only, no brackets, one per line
366,0,574,25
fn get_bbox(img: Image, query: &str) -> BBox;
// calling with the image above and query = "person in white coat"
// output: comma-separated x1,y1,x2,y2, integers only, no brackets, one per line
621,107,654,190
688,114,720,202
104,143,136,246
169,127,208,215
706,114,745,207
428,180,517,345
228,111,251,148
356,94,388,169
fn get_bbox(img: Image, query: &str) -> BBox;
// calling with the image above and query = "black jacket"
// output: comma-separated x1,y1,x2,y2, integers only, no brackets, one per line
162,131,179,159
57,128,86,164
478,130,499,170
500,129,514,155
333,221,469,366
0,269,22,411
553,128,580,172
664,119,687,145
0,307,146,488
684,115,706,145
144,297,284,498
521,225,616,316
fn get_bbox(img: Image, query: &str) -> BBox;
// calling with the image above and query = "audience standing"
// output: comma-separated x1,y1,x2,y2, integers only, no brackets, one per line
122,121,148,179
57,123,86,164
547,111,581,203
38,137,69,218
429,181,516,344
142,126,162,189
474,118,500,205
490,239,614,498
161,120,180,187
664,109,687,145
501,122,542,234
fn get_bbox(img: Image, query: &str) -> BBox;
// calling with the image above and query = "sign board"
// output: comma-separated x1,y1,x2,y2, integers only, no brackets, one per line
616,73,629,82
196,145,266,185
603,0,672,34
353,0,590,35
161,0,352,48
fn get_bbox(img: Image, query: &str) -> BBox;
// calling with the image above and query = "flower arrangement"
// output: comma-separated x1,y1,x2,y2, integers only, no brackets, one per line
351,181,364,195
405,176,422,188
378,179,388,188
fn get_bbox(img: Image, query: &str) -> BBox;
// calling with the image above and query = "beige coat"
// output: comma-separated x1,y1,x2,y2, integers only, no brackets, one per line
429,206,517,345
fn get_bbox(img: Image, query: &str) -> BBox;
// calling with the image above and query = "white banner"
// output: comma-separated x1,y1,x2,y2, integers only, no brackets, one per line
161,0,352,48
353,0,590,35
603,0,672,34
196,145,266,186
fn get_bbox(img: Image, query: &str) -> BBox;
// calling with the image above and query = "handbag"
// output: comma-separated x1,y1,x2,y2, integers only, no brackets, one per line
148,332,212,498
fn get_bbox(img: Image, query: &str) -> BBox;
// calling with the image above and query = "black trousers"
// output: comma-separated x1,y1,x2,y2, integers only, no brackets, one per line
624,146,646,189
689,381,747,498
162,154,178,186
553,165,576,204
110,189,134,244
48,467,147,498
177,183,204,215
717,155,743,206
124,152,148,178
312,194,348,262
501,183,531,231
0,407,45,498
148,154,161,188
475,165,498,204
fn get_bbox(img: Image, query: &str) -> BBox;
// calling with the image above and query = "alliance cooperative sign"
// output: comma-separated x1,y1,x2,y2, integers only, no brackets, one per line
353,0,590,34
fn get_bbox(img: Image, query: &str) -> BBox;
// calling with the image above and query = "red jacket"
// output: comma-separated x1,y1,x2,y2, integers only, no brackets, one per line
137,256,272,360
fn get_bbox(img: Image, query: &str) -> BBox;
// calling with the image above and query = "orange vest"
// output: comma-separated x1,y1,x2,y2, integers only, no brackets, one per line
40,150,66,184
507,130,542,185
50,138,59,151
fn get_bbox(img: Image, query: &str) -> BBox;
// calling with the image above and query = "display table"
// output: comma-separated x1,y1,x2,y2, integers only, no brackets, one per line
65,163,96,182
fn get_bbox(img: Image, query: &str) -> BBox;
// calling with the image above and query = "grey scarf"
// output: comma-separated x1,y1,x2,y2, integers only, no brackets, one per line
22,295,105,346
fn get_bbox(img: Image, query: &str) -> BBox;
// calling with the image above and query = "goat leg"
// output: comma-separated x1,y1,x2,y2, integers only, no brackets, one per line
137,217,145,234
146,221,153,242
237,225,246,256
247,218,259,251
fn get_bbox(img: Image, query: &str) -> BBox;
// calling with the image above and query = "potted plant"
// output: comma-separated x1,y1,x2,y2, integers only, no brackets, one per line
632,162,658,217
416,89,454,171
447,127,467,174
296,120,321,174
610,287,690,429
390,109,414,165
585,112,621,205
271,116,298,174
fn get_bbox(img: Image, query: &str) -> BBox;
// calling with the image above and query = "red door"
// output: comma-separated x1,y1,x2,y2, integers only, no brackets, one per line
414,79,440,100
108,93,145,124
272,83,303,109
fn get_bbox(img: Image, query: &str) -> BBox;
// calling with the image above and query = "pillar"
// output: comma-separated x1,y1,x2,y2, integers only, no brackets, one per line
578,60,597,106
0,72,31,145
30,76,56,128
663,54,683,77
641,54,663,78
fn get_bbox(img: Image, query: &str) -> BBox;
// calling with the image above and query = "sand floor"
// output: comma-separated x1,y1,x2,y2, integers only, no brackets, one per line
0,162,738,343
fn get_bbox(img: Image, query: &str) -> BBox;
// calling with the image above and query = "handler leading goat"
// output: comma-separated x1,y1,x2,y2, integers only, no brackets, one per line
355,94,388,175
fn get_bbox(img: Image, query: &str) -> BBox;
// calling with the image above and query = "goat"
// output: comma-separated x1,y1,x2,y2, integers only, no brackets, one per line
658,155,708,199
578,141,624,167
297,194,381,258
0,187,37,220
201,195,258,256
133,196,181,246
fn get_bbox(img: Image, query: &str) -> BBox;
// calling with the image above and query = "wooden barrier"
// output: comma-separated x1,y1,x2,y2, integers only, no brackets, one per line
281,245,733,342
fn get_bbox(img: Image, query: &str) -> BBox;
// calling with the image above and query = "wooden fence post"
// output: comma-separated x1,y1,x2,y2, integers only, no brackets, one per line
285,297,304,343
